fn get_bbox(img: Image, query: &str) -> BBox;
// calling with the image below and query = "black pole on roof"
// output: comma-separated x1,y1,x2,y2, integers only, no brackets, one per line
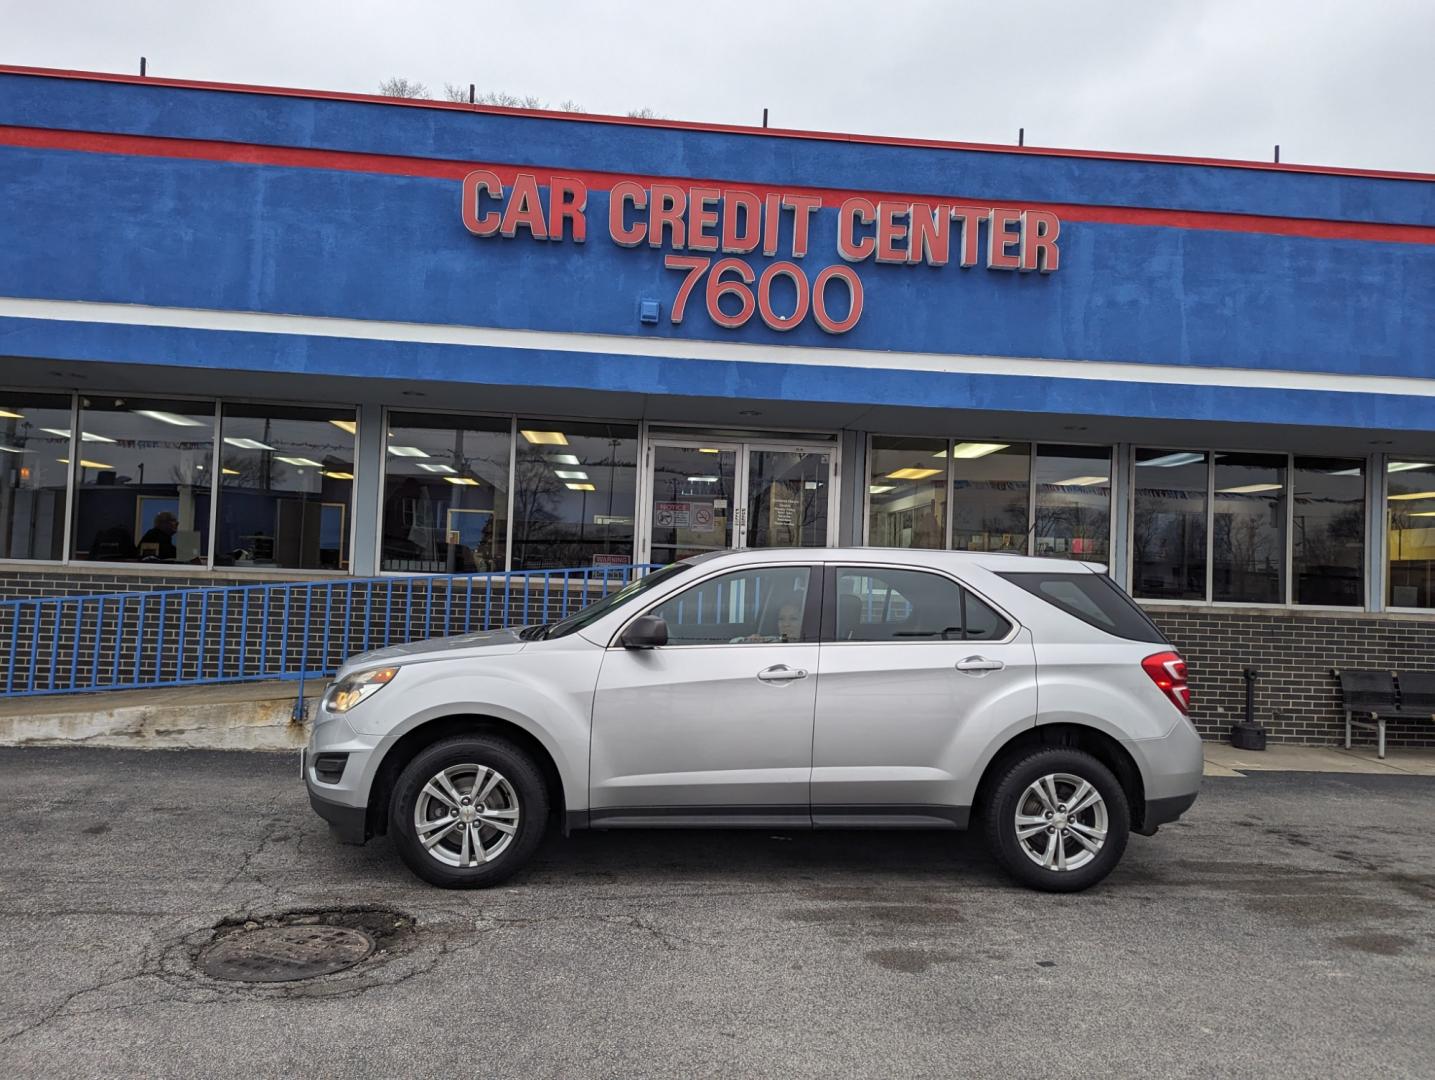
1019,127,1025,147
140,57,147,78
762,108,768,128
1274,144,1281,163
469,84,475,105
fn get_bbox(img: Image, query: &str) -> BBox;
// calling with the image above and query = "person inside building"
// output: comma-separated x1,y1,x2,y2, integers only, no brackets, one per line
137,510,179,561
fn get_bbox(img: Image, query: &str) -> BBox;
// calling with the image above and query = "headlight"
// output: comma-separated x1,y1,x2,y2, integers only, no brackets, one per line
324,667,398,713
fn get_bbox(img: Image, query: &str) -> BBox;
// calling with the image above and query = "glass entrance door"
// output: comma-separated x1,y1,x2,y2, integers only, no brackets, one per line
643,439,836,562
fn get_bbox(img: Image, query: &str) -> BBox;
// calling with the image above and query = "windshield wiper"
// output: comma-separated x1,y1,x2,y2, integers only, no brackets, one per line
517,623,552,641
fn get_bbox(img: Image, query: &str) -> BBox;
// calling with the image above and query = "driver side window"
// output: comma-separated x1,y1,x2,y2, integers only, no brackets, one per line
646,566,813,646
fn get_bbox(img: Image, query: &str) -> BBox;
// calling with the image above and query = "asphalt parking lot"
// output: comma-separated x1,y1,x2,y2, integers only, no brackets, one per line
0,747,1431,1079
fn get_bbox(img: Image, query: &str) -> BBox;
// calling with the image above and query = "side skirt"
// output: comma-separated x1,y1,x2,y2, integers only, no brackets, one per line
572,805,971,831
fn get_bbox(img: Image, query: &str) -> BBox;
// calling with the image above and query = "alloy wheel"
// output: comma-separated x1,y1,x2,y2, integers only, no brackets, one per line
412,763,521,868
1013,772,1108,872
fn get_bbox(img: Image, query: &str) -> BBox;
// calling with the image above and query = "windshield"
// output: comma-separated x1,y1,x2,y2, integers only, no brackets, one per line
543,564,690,639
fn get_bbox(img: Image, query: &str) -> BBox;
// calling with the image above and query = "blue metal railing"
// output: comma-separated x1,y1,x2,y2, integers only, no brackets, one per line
1,564,657,707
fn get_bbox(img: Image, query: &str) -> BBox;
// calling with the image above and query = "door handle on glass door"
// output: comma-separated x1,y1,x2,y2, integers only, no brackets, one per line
757,664,808,683
955,656,1005,673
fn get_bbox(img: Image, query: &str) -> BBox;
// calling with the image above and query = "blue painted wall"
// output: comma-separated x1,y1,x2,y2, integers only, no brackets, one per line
1,72,1432,424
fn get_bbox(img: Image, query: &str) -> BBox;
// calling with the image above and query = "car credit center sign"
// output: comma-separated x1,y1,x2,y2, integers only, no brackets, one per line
461,171,1062,335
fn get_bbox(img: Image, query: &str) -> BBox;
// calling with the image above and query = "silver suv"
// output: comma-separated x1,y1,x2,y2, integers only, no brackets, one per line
304,549,1202,892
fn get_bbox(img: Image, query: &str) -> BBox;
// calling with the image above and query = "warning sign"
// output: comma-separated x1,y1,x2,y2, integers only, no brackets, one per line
654,501,691,528
690,503,715,533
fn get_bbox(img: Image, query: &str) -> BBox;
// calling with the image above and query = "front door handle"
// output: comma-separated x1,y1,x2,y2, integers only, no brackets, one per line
955,656,1005,673
757,664,808,683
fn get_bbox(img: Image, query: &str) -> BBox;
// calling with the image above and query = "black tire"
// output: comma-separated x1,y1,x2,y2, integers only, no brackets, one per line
390,734,549,888
981,747,1129,893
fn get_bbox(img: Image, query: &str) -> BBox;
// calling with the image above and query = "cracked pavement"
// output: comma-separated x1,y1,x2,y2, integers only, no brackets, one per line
0,747,1432,1078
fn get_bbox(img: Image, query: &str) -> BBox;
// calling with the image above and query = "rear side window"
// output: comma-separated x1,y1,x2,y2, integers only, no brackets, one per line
998,571,1168,644
832,567,1011,642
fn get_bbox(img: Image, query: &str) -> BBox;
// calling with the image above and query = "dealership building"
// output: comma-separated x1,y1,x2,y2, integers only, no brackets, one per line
1,66,1432,745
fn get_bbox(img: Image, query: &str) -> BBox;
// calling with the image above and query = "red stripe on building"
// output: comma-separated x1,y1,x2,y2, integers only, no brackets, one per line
3,124,1433,247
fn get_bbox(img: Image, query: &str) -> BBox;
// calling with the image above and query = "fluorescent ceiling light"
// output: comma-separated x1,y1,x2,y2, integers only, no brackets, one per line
1218,483,1283,494
276,455,323,467
554,470,589,480
43,428,117,444
134,409,205,427
222,468,240,476
445,476,480,486
1388,491,1435,501
1139,452,1204,468
58,458,114,469
565,482,596,491
1329,467,1362,477
417,463,456,474
868,484,895,494
1052,475,1109,486
329,419,358,434
698,448,722,454
886,467,942,480
686,475,719,483
1411,511,1435,518
949,442,1009,459
520,430,568,446
387,445,430,458
1388,462,1434,474
0,444,22,454
0,408,25,419
804,481,820,490
224,437,275,451
548,453,580,465
323,471,355,480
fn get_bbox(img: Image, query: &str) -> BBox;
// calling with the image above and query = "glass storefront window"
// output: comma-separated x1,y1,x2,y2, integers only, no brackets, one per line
1386,459,1435,609
1132,449,1208,600
382,413,511,573
1293,458,1364,606
951,442,1029,553
1033,444,1112,563
0,393,72,561
216,404,356,570
1212,453,1286,604
512,420,638,570
867,436,948,549
69,396,214,564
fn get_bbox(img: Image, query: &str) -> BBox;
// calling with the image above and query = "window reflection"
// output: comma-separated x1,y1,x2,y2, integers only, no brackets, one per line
1033,445,1112,563
69,397,214,564
0,394,71,561
1132,449,1208,600
216,404,355,570
1387,460,1435,609
512,421,637,570
951,442,1028,553
867,436,948,549
382,413,511,573
1212,453,1286,604
1293,458,1364,606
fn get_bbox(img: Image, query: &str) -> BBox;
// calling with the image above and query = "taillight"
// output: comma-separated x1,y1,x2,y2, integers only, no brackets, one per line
1142,651,1190,715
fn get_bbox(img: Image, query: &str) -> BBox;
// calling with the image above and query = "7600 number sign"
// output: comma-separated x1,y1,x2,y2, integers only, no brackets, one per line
664,256,864,334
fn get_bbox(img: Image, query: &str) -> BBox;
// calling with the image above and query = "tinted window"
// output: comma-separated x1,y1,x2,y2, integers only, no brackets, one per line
833,568,1009,642
999,571,1168,643
648,567,812,646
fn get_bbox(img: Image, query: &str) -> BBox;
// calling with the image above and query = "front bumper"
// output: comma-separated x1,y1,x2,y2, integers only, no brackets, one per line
302,702,388,844
308,786,369,844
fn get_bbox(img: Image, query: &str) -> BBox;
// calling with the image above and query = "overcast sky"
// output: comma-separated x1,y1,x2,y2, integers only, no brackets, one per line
3,0,1432,172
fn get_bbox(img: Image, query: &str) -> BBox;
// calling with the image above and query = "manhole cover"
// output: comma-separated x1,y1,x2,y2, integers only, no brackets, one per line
199,924,375,983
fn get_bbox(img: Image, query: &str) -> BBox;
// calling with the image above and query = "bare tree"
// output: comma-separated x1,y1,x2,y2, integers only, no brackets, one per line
558,100,586,113
378,77,430,99
626,107,661,119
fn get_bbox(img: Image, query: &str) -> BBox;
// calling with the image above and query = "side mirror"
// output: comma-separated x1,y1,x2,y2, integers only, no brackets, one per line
620,614,668,649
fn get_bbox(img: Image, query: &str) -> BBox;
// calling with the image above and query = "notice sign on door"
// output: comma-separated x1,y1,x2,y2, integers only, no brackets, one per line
654,501,691,528
689,503,715,533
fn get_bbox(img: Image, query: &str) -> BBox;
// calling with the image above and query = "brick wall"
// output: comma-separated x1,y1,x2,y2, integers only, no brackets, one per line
1147,606,1435,749
4,566,1434,748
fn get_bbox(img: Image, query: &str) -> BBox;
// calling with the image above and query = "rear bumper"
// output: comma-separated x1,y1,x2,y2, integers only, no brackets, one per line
307,787,369,844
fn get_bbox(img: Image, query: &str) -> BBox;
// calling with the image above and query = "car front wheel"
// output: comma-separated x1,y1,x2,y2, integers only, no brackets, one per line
982,747,1130,892
390,735,549,888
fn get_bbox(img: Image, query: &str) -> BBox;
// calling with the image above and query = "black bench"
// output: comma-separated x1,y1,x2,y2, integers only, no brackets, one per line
1333,669,1435,758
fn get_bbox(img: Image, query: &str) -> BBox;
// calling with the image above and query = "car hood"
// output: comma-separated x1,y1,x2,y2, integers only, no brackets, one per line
339,627,528,674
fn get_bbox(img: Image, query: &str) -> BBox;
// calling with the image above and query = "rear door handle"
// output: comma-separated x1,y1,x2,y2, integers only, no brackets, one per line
757,664,808,683
955,656,1005,673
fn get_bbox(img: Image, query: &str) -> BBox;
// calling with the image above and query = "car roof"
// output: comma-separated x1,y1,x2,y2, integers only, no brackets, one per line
679,547,1106,574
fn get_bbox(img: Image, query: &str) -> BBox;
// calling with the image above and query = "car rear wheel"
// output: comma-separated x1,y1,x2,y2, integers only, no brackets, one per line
982,747,1129,892
390,735,549,888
